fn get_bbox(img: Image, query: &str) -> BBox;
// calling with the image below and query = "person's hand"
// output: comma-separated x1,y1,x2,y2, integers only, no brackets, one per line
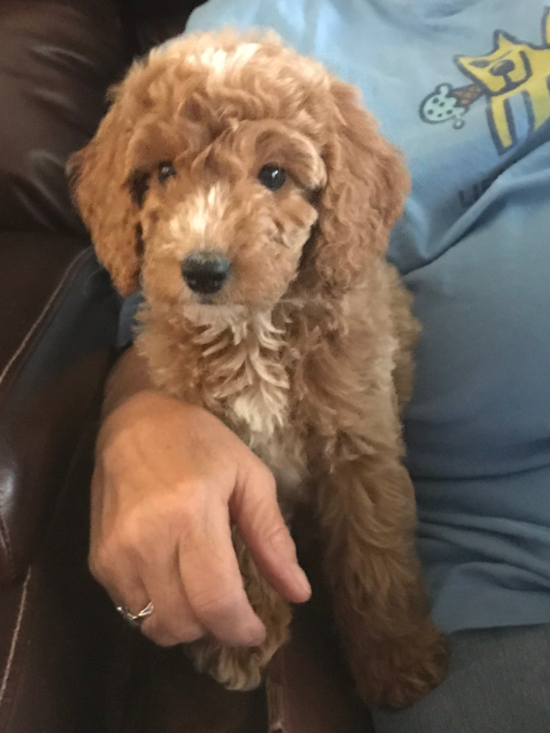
90,391,311,647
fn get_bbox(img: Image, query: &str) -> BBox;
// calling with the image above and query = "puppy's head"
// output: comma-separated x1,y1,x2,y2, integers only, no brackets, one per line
69,30,408,321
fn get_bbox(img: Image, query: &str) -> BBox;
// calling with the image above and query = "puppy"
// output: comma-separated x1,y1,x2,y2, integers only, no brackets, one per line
70,29,447,709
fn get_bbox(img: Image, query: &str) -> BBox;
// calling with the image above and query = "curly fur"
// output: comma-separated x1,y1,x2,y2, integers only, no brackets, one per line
70,29,447,708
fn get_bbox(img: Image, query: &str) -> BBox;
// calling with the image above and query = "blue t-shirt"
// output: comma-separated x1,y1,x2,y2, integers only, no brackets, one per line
183,0,550,634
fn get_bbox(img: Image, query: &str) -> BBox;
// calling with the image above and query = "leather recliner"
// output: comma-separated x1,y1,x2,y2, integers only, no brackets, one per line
0,1,372,730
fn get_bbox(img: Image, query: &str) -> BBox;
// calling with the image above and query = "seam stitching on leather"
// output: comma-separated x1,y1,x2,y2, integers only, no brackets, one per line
0,567,32,706
0,512,15,582
0,248,91,390
266,651,289,733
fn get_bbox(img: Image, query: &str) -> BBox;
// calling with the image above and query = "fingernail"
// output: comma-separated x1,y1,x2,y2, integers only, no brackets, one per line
292,565,311,599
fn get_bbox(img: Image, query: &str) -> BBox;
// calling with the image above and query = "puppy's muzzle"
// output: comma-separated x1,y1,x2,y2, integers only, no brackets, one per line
181,251,231,295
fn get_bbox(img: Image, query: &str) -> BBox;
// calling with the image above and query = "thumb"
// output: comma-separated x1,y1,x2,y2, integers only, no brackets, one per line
230,462,311,604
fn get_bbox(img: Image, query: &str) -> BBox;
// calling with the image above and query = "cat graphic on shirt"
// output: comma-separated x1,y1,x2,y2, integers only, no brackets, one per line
420,7,550,154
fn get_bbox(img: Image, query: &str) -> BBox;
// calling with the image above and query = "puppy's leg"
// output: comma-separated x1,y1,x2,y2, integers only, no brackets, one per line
186,531,291,691
316,452,447,709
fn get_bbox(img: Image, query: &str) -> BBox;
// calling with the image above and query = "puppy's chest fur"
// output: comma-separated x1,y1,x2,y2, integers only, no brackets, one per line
139,309,309,506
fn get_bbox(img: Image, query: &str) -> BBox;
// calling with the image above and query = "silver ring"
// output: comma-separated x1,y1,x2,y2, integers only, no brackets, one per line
116,600,154,628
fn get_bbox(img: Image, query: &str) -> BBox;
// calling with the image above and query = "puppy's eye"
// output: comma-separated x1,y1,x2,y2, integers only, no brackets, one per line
158,161,176,184
258,164,286,191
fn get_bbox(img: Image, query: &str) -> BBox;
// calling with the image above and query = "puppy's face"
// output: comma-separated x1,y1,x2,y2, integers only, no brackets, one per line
134,119,325,320
70,31,408,320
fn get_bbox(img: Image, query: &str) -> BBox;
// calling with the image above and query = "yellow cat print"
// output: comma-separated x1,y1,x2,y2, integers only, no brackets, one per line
420,7,550,153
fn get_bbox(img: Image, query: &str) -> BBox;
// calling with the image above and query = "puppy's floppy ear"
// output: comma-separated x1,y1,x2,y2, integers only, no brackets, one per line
67,83,146,297
314,81,409,292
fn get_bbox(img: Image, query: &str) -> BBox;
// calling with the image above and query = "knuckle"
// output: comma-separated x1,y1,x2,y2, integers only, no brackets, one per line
255,462,276,494
116,525,140,555
99,423,134,470
173,619,205,644
265,523,293,550
171,502,196,532
175,477,207,507
116,512,150,554
172,490,208,534
183,623,205,643
141,615,204,646
154,637,179,648
89,543,115,581
190,586,242,624
141,624,180,648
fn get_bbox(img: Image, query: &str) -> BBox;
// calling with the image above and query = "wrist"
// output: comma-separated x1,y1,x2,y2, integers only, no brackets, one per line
98,390,206,454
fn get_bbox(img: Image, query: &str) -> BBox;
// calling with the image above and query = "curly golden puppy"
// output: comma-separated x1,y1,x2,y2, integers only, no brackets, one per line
70,29,447,709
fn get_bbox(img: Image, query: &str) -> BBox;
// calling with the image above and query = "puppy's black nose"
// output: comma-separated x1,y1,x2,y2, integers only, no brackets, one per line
181,251,231,295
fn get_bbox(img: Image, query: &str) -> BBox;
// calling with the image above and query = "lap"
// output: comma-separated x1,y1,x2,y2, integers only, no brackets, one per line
371,624,550,733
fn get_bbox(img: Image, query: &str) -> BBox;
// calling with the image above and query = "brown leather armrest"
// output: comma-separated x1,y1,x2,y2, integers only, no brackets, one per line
0,233,119,584
264,510,374,733
120,0,206,55
0,0,126,234
266,604,373,733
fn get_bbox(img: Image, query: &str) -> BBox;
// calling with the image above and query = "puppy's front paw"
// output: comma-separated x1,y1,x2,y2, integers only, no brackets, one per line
352,621,448,709
188,531,292,690
187,630,288,691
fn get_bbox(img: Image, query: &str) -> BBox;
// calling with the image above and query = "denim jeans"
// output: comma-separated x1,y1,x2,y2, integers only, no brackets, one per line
372,624,550,733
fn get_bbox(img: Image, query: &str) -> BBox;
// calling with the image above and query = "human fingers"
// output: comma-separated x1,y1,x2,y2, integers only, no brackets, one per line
231,462,311,604
177,495,266,647
139,552,206,646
